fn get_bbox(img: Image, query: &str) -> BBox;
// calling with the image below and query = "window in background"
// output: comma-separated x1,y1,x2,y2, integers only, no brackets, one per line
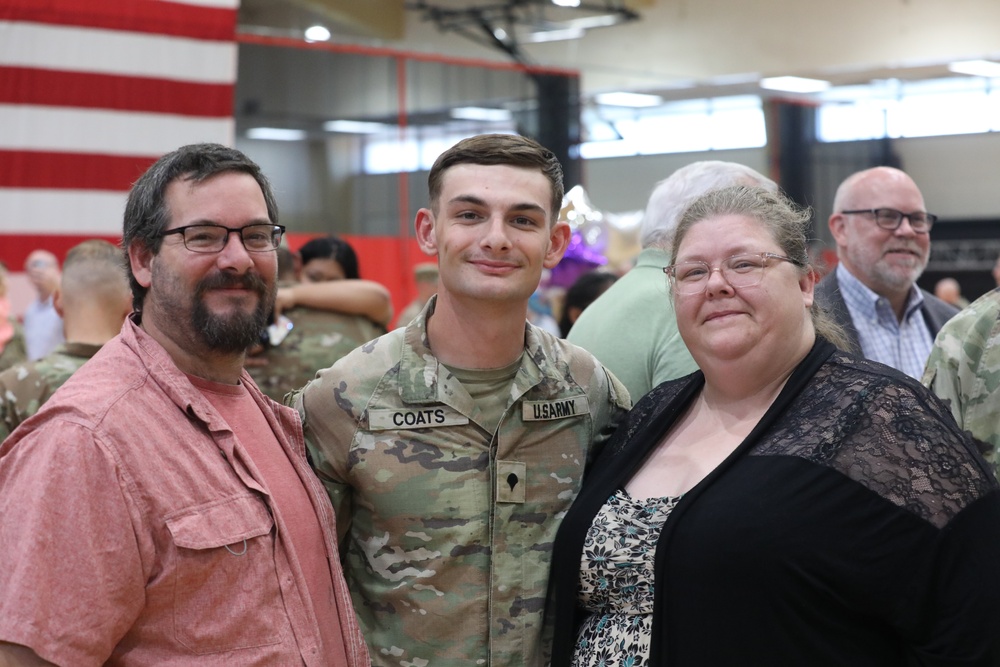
579,95,766,159
363,124,518,175
817,76,999,142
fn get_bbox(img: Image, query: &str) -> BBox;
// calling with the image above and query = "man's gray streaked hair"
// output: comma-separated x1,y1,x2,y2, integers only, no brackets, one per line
639,161,778,251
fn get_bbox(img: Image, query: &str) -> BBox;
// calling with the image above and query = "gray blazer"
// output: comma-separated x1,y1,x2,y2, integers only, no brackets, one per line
815,269,960,353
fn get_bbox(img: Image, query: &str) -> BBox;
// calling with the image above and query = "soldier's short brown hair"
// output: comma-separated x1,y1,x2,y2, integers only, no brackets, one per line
427,134,564,222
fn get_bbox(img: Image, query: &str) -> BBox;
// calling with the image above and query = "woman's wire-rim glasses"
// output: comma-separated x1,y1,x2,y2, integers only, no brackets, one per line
664,252,804,294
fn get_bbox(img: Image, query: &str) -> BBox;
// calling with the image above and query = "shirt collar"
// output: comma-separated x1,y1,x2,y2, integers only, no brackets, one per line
836,263,925,321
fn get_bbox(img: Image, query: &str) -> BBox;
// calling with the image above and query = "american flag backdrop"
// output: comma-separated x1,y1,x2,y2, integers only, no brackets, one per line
0,0,240,267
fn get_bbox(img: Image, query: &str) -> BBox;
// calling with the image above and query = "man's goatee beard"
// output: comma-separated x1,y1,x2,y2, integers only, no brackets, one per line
193,271,275,353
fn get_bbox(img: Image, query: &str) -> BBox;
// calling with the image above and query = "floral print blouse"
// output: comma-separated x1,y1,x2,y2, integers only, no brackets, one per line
572,490,681,667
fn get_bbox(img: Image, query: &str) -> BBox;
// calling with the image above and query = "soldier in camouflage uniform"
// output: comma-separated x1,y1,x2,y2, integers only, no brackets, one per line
0,262,27,374
0,320,26,375
0,239,131,440
0,342,101,439
0,342,101,440
247,244,390,401
396,262,439,327
293,134,631,667
922,287,1000,478
249,285,385,401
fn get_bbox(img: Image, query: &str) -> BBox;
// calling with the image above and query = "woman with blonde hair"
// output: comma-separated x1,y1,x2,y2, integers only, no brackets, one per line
550,186,1000,666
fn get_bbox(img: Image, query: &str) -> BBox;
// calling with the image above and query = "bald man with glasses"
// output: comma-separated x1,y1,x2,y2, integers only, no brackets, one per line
815,166,959,378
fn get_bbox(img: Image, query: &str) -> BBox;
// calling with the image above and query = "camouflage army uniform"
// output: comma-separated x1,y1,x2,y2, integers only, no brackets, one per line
294,297,631,667
249,303,385,402
923,287,1000,478
0,318,27,374
0,341,100,440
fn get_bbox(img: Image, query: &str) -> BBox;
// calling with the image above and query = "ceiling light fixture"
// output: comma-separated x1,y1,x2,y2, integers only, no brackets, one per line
562,14,624,30
246,128,307,141
304,25,331,42
450,107,513,122
524,27,585,43
759,76,831,93
594,91,663,108
948,59,1000,77
323,120,390,134
552,0,582,6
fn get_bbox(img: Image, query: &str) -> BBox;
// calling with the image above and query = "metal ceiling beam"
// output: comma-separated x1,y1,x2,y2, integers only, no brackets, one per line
406,0,640,65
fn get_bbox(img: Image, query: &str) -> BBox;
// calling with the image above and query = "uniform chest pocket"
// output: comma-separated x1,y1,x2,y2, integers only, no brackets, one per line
164,495,286,655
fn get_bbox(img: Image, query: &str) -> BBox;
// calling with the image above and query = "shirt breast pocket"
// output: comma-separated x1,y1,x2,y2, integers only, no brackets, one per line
164,494,285,655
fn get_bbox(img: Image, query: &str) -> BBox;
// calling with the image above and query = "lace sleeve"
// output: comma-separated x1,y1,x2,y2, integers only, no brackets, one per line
754,352,998,529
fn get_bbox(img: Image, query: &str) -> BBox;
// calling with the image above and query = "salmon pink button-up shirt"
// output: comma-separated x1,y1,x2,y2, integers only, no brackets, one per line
0,317,368,667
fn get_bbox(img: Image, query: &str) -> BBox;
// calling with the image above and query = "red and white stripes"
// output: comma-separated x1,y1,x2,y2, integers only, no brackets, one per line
0,0,239,260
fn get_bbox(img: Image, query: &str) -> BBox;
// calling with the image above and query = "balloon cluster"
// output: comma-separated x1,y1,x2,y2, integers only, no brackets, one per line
532,185,644,331
547,185,609,289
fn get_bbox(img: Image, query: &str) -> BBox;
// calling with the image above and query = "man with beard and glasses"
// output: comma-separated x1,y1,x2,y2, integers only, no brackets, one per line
815,166,959,378
0,144,369,667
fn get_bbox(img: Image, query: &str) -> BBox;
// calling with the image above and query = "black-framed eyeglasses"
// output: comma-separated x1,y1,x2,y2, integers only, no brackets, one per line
664,252,804,295
840,208,936,233
158,223,285,253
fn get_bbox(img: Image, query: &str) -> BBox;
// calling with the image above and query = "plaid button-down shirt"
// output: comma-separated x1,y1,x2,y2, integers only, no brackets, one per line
836,263,934,379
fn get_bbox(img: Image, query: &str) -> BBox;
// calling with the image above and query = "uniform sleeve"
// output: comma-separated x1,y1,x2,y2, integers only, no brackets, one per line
0,366,48,442
0,324,27,372
0,422,146,667
587,366,631,465
921,315,971,428
291,375,355,547
922,297,1000,474
0,389,14,442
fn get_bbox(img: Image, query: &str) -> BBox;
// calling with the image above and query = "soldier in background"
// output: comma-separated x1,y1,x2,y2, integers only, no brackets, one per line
923,287,1000,479
0,240,132,440
248,245,387,401
395,261,439,326
0,262,27,374
293,133,630,667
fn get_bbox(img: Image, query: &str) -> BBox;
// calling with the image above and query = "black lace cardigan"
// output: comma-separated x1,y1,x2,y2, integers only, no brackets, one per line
549,338,1000,666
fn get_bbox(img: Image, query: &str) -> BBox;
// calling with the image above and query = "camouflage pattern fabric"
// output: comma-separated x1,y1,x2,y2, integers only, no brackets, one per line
292,297,631,667
922,287,1000,478
248,304,385,402
0,318,27,374
0,341,100,440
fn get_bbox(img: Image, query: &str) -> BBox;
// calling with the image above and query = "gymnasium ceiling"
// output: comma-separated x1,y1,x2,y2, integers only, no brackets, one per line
236,0,1000,102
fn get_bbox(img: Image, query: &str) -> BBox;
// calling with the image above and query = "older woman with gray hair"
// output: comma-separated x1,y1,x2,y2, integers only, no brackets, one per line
550,186,1000,666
